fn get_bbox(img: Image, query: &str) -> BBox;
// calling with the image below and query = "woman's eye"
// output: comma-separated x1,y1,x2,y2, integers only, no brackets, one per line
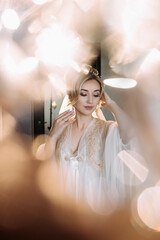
80,93,87,96
94,95,100,98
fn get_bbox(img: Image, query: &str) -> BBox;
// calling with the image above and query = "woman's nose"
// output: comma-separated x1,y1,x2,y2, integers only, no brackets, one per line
87,94,93,104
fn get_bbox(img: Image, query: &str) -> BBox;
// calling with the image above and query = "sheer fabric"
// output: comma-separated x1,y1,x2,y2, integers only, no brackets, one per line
55,118,139,213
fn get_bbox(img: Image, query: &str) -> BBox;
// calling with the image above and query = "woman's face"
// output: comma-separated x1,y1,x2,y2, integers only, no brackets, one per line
74,79,101,116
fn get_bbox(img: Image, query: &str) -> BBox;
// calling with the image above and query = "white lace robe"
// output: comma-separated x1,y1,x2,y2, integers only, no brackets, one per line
56,118,139,213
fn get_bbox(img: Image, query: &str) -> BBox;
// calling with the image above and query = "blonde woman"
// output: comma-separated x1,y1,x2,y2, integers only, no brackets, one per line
46,66,137,212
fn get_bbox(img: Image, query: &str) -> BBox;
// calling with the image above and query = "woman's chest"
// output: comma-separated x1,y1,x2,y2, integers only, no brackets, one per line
57,120,108,170
70,128,85,154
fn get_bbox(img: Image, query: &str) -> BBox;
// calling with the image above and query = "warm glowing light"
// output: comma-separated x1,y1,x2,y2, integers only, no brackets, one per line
70,61,81,72
74,0,98,12
1,9,20,30
103,78,137,89
3,52,17,76
3,54,38,77
118,150,148,183
49,74,67,93
28,20,42,34
122,1,151,47
137,187,160,231
140,48,160,71
18,57,39,74
52,101,57,109
32,134,53,161
36,23,81,68
33,0,52,5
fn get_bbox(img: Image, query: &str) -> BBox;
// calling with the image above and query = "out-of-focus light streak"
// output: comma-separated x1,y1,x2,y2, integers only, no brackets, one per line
1,40,38,80
20,4,43,23
137,186,160,231
102,0,160,67
74,0,98,12
18,57,39,74
49,74,67,94
32,134,52,161
139,48,160,72
69,61,81,72
36,23,81,68
3,51,17,76
122,1,149,47
136,48,160,98
28,19,43,33
3,54,38,78
1,9,20,30
104,78,137,89
33,0,52,5
118,150,148,183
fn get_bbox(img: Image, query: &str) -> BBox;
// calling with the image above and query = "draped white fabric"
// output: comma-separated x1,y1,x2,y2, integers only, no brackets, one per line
56,118,142,214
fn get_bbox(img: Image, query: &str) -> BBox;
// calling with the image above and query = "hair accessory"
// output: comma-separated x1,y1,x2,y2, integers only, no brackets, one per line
81,64,99,76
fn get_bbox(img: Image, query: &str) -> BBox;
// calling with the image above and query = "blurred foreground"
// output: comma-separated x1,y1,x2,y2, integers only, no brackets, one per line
1,0,160,239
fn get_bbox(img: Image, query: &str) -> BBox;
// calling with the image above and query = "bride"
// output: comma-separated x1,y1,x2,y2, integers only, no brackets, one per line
45,66,138,212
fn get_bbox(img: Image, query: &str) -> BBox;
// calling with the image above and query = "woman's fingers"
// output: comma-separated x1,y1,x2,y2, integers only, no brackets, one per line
55,110,74,121
55,110,70,120
61,111,75,122
65,118,76,126
54,110,75,127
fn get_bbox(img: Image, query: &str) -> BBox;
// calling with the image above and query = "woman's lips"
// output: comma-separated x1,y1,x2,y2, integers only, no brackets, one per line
84,106,93,110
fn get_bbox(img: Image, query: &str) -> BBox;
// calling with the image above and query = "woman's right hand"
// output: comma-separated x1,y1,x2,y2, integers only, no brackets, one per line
49,109,75,141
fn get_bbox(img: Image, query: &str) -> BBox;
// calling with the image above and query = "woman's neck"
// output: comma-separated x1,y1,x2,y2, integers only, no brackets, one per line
74,112,93,131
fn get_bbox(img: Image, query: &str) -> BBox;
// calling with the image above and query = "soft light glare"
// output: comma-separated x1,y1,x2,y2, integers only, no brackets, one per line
33,0,51,5
36,24,81,68
137,186,160,231
103,78,137,89
122,1,146,46
140,48,160,71
1,9,20,30
3,54,38,76
74,0,98,12
18,57,39,74
117,150,148,183
49,74,67,93
3,53,17,76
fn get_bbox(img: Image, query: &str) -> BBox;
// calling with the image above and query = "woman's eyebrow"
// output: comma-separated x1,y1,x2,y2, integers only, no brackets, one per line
94,89,100,92
80,89,88,92
80,89,100,92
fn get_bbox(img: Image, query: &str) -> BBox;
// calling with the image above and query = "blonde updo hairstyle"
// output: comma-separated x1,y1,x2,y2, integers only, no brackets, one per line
67,65,105,107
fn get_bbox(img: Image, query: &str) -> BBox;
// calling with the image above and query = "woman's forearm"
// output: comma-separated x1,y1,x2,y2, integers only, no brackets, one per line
110,100,133,143
44,135,57,161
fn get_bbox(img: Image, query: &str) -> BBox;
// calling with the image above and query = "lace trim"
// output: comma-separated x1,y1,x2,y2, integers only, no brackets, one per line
56,118,113,170
85,119,110,170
